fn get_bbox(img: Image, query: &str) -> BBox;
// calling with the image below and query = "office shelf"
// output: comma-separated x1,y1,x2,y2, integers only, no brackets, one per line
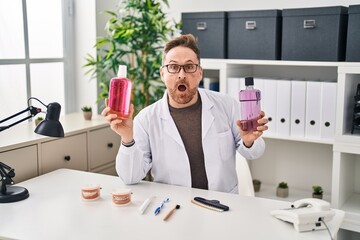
201,58,360,235
341,193,360,232
263,135,334,145
255,183,331,203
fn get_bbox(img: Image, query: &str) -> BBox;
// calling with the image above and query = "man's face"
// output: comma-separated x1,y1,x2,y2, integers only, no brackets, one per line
160,46,203,108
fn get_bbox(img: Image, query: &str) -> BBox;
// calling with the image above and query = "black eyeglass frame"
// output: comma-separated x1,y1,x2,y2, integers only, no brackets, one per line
162,64,200,73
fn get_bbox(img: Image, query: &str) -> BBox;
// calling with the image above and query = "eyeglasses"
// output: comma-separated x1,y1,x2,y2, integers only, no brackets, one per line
162,64,200,73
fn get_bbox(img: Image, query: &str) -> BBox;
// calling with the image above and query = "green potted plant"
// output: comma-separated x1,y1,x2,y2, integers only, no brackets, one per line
81,106,92,120
253,179,261,192
34,116,44,126
84,0,180,115
312,185,323,199
276,181,289,198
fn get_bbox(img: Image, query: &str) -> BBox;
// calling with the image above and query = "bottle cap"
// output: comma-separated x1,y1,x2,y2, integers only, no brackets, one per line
245,77,254,86
117,65,127,78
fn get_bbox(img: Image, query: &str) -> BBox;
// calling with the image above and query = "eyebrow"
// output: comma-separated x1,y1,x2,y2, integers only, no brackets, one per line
167,60,196,64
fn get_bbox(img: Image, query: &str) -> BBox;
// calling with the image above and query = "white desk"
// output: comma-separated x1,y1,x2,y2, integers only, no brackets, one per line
0,169,341,240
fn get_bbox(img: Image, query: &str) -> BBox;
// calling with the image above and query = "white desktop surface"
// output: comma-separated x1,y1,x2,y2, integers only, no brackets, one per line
0,169,340,240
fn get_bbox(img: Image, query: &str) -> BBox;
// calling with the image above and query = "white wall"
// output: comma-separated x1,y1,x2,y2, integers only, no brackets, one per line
74,0,97,112
73,0,118,113
96,0,119,39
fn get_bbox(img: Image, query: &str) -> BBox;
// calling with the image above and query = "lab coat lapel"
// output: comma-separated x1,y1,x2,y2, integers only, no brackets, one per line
160,91,185,148
199,90,215,140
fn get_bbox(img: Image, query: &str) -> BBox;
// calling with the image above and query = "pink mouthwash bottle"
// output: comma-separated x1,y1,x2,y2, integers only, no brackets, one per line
239,77,261,131
108,65,132,119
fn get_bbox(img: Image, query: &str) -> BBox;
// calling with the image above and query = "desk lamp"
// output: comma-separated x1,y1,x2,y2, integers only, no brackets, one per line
0,97,64,203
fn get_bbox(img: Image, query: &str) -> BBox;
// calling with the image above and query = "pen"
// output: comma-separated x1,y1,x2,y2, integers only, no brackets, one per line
163,204,180,221
138,196,154,214
154,197,170,216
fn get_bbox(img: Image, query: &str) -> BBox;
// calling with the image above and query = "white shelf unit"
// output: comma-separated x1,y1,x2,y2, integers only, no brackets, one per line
333,65,360,233
201,58,360,234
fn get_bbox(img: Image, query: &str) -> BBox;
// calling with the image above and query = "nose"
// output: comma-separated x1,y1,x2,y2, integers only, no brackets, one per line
178,67,186,79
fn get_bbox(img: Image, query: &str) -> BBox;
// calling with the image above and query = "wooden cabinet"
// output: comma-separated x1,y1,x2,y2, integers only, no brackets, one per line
0,113,120,183
201,59,360,235
94,164,117,176
88,127,120,172
40,133,88,174
0,145,38,183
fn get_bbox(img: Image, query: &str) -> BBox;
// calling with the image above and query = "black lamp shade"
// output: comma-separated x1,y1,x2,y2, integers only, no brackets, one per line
34,102,64,137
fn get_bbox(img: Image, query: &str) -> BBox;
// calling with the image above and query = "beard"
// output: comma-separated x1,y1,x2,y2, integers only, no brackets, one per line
168,80,198,105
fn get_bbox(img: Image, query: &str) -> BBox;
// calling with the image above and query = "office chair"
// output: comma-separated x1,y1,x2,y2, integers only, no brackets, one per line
236,152,255,197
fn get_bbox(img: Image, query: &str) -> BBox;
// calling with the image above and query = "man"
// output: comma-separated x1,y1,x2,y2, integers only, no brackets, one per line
102,34,268,194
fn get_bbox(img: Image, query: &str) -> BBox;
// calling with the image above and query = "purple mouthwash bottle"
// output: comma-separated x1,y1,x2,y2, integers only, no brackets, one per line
239,77,261,131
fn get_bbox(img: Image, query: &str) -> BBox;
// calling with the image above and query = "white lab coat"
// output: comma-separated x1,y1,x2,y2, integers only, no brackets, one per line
116,88,265,193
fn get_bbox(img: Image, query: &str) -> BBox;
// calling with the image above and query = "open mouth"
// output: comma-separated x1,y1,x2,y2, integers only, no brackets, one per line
178,84,187,92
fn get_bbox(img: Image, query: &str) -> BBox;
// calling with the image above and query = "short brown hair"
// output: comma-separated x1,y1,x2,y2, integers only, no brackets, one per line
162,34,200,64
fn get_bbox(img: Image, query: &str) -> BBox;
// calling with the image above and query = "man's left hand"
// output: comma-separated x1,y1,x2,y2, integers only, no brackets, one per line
237,111,268,148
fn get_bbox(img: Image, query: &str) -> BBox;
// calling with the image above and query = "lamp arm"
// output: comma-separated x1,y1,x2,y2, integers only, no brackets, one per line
0,164,7,179
0,162,16,194
0,106,41,132
0,162,13,171
0,107,30,124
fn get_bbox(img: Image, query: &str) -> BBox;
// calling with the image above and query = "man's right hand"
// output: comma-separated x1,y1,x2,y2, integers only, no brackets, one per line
101,99,134,143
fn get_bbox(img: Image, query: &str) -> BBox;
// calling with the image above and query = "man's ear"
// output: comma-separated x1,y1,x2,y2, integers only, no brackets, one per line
160,66,165,82
198,66,203,81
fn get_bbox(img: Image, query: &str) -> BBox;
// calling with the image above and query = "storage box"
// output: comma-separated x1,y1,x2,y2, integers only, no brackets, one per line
346,5,360,62
227,10,282,60
182,12,227,59
282,6,348,61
